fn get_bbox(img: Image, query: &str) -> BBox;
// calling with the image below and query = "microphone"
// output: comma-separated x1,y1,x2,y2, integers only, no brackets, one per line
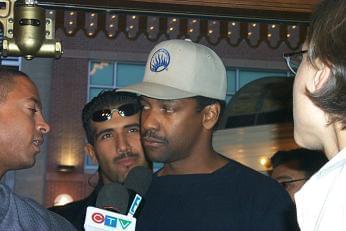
124,166,152,217
84,183,136,231
96,183,129,214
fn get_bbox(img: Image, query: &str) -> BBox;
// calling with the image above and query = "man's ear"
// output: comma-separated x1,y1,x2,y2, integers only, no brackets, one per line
85,144,98,165
202,103,220,130
310,64,331,92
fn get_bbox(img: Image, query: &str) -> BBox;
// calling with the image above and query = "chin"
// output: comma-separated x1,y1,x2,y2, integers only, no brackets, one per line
20,160,36,170
294,132,322,151
293,130,307,148
147,153,166,163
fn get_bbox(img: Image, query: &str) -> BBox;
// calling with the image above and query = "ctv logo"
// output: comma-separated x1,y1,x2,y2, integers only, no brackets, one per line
91,212,132,230
92,212,104,223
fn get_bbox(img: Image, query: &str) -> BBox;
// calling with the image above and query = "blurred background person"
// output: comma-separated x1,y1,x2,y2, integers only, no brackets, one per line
270,148,328,202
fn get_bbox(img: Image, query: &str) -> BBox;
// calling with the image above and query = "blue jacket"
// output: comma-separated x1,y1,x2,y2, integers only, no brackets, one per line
0,183,76,231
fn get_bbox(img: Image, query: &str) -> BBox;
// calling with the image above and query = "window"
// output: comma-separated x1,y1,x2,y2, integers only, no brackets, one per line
88,61,145,100
0,56,21,69
226,68,289,102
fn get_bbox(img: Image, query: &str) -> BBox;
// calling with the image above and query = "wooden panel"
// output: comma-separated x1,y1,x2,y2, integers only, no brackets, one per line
39,0,320,22
127,0,318,13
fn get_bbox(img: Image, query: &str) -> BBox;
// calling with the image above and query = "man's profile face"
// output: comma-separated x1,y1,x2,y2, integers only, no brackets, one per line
271,161,307,202
292,42,326,151
0,76,50,175
87,109,147,184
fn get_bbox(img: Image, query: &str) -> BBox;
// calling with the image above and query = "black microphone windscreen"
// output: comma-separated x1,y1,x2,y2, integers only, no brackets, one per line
124,166,152,197
95,182,129,214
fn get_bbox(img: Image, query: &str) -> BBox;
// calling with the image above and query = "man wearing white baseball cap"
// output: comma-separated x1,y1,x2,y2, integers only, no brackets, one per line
118,39,298,230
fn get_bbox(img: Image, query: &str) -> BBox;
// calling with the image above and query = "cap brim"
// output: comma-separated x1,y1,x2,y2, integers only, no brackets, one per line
117,82,197,100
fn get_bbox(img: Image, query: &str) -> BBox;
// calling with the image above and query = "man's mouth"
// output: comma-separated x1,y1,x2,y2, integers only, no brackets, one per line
32,138,43,153
32,138,43,150
142,131,167,146
114,153,138,167
143,136,166,143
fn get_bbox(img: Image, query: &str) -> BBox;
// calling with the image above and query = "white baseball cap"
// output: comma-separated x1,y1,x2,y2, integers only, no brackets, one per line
118,39,227,101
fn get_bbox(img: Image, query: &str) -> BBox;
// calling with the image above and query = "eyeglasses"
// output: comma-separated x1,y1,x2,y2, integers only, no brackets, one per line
283,50,307,75
279,178,308,189
92,103,140,122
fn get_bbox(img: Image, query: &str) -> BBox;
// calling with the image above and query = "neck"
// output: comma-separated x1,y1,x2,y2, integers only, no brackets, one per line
159,146,229,176
324,122,346,159
0,167,5,179
158,130,229,176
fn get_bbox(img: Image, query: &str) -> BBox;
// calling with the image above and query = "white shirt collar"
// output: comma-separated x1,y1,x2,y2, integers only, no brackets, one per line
314,148,346,178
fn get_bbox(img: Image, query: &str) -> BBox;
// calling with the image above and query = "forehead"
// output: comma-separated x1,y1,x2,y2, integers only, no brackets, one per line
271,162,305,179
7,76,40,103
91,112,140,131
141,96,197,105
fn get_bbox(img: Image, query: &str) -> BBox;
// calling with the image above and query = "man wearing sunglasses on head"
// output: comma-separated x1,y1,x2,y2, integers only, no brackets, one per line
50,90,150,230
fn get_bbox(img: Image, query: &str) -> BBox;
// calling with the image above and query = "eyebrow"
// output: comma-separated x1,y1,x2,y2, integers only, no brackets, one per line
27,97,42,109
94,128,114,140
140,98,179,105
124,123,140,128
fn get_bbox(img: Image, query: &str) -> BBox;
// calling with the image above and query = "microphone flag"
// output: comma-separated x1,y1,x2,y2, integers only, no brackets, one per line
84,206,136,231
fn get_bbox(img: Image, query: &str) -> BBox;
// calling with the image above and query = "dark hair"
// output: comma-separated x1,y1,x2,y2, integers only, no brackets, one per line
305,0,346,128
193,96,225,129
82,90,140,145
0,68,29,103
270,148,328,178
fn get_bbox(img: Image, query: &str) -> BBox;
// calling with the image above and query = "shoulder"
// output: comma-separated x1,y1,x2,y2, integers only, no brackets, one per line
0,183,76,230
219,159,275,183
218,159,291,199
220,160,298,230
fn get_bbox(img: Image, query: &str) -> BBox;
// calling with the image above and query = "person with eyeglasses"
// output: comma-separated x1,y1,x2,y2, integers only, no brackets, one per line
283,0,346,230
49,90,151,230
0,69,76,230
118,39,299,231
270,149,328,202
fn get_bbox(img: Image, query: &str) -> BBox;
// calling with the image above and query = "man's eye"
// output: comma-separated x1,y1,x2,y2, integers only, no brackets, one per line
129,127,139,133
101,133,112,140
141,105,150,111
161,107,174,113
28,108,37,113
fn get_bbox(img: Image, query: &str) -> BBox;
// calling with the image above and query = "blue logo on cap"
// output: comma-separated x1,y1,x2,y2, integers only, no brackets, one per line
150,48,170,72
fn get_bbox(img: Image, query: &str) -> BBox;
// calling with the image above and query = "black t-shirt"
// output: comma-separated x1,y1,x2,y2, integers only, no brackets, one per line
136,159,299,231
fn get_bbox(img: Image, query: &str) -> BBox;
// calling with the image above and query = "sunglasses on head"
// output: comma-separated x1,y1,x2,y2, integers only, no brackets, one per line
92,103,140,122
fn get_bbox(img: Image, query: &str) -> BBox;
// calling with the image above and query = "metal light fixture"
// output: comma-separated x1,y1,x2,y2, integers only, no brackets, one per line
0,0,62,60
